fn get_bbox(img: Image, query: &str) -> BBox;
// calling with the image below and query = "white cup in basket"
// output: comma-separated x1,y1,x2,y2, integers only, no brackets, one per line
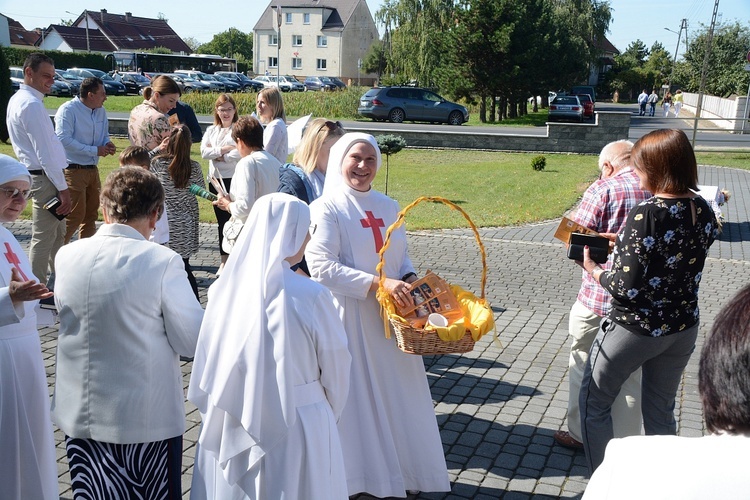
427,313,448,328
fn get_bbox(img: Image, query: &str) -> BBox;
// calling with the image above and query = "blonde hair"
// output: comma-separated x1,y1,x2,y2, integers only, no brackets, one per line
293,119,345,174
258,87,286,123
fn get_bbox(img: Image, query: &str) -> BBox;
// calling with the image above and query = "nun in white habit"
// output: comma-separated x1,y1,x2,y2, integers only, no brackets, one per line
188,192,351,499
305,133,450,497
0,155,57,499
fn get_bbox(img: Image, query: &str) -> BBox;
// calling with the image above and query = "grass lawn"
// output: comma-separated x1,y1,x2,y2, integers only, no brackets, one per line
1,139,746,230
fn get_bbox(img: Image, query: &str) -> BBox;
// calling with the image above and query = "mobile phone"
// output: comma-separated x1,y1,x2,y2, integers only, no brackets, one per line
43,197,67,220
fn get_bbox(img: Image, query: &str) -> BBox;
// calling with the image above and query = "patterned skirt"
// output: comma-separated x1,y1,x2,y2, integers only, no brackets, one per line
65,435,182,500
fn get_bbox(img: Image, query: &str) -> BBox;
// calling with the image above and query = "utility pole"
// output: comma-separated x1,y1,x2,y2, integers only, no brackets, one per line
692,0,720,147
666,19,688,90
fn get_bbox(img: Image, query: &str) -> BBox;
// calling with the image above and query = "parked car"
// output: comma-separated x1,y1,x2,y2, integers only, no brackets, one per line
329,77,347,90
55,70,83,94
119,72,150,95
9,67,24,92
168,74,210,93
358,86,469,125
66,68,127,95
304,75,337,91
573,93,595,119
280,75,305,92
173,70,224,92
215,71,263,92
254,75,297,92
571,85,596,103
213,74,242,93
548,95,584,122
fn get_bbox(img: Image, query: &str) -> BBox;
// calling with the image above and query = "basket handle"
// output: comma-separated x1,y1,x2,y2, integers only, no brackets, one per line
375,196,488,302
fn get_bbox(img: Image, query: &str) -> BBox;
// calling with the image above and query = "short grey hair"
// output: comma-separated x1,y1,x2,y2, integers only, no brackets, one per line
598,139,634,171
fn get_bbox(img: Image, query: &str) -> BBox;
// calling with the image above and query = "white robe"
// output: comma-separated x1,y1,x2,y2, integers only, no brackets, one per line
190,266,351,499
0,225,57,499
306,186,450,497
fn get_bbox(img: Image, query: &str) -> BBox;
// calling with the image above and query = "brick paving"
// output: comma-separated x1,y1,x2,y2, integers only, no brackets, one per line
11,165,749,499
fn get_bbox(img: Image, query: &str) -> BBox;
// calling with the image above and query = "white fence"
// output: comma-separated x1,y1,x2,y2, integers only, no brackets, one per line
682,92,750,133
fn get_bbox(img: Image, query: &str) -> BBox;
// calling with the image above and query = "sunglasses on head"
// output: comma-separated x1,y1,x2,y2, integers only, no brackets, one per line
323,120,343,131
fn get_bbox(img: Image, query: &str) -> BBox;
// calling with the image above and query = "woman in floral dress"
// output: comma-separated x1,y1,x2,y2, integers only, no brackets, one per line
128,75,181,153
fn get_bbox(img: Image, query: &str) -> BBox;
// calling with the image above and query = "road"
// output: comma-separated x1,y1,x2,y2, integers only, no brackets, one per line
105,102,750,150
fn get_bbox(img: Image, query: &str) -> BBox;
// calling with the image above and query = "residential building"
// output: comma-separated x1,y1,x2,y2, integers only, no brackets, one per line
253,0,378,83
588,36,620,86
0,14,41,48
37,10,191,54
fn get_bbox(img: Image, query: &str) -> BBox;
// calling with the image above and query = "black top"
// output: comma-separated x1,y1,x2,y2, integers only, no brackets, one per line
168,102,203,143
600,196,719,337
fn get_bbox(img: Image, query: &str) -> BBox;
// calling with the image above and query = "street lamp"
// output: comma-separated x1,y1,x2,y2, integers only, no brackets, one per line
66,10,90,52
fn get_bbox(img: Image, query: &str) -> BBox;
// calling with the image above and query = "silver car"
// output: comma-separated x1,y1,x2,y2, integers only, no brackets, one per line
548,95,584,123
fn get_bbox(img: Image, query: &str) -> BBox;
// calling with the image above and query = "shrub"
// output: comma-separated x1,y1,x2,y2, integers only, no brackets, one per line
0,47,11,142
531,155,546,171
376,134,406,156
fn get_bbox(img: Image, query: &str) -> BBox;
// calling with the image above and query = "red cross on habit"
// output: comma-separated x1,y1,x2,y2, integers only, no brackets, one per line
4,243,29,281
360,210,385,253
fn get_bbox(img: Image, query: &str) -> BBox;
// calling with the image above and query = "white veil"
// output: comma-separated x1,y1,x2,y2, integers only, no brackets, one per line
321,133,382,197
188,192,311,486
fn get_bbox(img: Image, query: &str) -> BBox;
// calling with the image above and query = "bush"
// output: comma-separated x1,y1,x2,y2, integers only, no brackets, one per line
531,155,546,171
376,135,406,156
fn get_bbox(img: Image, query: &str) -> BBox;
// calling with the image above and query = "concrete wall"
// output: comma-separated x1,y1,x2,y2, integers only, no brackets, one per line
105,111,631,154
683,92,750,133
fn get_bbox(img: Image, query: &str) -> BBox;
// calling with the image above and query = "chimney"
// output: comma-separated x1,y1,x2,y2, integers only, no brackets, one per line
125,12,131,22
100,9,107,23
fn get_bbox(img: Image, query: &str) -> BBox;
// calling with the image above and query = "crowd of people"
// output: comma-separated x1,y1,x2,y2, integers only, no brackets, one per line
1,51,742,499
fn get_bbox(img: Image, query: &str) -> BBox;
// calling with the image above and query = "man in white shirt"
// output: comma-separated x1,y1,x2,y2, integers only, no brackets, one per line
55,77,116,243
637,89,648,116
6,53,71,285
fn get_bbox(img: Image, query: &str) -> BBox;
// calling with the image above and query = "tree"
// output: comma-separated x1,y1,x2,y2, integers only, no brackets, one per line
197,28,253,63
144,47,173,54
0,47,11,143
182,36,201,53
673,21,750,97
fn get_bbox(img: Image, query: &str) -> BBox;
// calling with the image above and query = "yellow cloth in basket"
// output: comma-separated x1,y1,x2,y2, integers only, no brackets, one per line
381,283,494,342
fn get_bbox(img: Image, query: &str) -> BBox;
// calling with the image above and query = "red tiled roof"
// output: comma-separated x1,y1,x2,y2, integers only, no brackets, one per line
7,17,39,46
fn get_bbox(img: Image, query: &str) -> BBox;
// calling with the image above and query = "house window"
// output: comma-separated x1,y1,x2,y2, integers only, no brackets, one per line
269,57,278,68
316,59,327,70
317,35,327,47
303,13,310,24
292,35,302,47
292,58,302,70
285,12,292,24
268,34,278,46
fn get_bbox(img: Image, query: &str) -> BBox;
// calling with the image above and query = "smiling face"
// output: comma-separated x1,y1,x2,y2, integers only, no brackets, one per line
0,180,30,223
153,92,179,113
341,142,378,192
25,61,55,95
83,83,107,109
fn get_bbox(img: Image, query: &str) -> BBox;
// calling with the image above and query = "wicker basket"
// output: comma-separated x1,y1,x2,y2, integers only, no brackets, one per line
376,196,490,355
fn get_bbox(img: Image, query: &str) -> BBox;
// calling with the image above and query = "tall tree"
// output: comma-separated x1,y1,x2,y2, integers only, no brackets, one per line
197,28,253,62
673,21,750,97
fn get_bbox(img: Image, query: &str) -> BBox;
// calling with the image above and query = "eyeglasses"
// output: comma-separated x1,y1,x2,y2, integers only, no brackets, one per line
309,223,317,235
216,107,235,113
323,120,343,132
0,187,31,200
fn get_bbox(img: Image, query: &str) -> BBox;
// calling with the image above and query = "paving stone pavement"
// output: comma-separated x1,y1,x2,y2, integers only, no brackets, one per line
14,165,749,499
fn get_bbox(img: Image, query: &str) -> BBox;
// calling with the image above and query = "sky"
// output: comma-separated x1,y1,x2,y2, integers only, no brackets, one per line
3,0,749,60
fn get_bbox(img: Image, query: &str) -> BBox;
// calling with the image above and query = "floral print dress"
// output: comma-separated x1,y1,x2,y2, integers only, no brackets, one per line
600,196,719,337
128,101,172,151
